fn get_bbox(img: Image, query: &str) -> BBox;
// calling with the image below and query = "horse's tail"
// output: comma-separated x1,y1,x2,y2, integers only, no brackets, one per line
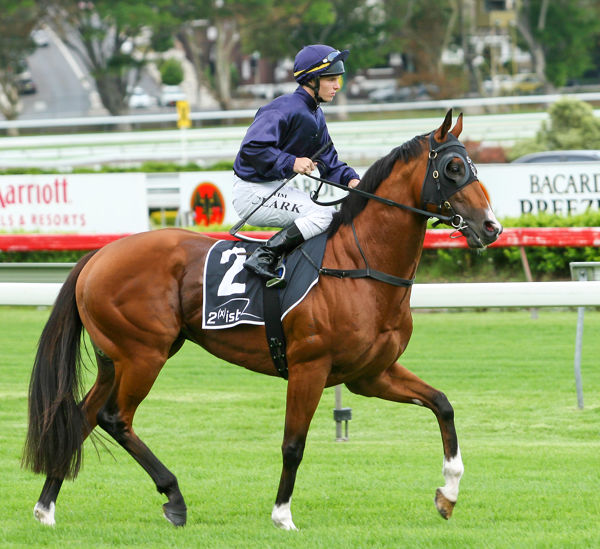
22,250,99,479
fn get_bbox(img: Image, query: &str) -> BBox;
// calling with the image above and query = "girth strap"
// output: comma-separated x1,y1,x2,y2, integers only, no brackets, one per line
302,221,415,288
318,266,413,287
262,284,288,380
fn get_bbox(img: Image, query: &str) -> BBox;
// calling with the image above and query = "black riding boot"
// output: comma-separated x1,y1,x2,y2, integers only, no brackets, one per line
243,224,305,288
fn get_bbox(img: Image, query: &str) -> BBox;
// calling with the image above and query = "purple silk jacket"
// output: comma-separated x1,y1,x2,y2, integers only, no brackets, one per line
233,86,359,185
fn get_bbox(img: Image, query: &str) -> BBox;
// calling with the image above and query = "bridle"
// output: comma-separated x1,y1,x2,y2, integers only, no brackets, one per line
308,132,477,231
301,132,480,287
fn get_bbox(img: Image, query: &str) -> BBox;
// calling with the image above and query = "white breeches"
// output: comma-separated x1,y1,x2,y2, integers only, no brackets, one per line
232,176,336,240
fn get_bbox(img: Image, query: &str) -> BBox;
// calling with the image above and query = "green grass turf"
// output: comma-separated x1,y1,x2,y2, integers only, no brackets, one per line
1,306,599,548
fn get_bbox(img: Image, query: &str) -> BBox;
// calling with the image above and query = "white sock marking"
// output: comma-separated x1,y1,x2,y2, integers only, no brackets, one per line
439,446,464,502
271,500,297,530
34,501,56,526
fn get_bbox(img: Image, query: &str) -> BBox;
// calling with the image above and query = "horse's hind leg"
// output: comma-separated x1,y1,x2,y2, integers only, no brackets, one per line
346,361,464,520
33,350,115,526
96,357,187,527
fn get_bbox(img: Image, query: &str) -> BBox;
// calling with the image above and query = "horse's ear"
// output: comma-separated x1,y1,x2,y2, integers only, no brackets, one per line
434,109,453,141
450,112,463,138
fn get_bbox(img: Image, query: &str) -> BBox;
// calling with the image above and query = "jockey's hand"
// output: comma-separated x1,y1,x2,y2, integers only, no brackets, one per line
348,179,360,188
293,157,316,175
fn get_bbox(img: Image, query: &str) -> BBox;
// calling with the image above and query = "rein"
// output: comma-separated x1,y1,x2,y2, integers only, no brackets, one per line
307,172,463,228
306,133,475,287
308,133,470,231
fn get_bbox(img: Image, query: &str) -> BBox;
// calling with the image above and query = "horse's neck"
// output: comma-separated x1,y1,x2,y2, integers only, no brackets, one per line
339,165,429,282
353,204,428,280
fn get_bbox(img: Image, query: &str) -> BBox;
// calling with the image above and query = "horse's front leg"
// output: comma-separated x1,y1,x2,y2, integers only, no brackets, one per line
346,361,464,520
272,362,329,530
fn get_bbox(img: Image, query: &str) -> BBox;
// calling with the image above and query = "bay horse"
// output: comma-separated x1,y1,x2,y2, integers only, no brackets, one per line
23,110,502,530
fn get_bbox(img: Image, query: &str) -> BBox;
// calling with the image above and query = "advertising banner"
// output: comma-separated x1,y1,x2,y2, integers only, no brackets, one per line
4,160,597,235
478,163,600,218
0,173,148,233
179,163,600,225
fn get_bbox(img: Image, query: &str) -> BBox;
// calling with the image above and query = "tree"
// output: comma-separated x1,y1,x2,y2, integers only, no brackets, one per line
540,98,600,149
157,1,215,107
516,0,600,89
241,0,466,97
0,1,45,121
456,0,483,95
242,0,408,79
388,0,455,89
148,0,415,109
510,98,600,158
515,0,549,91
169,0,271,110
160,58,184,85
48,0,172,115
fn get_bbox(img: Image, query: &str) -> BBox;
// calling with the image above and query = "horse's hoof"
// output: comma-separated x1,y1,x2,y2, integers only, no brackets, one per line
163,502,187,527
33,501,56,526
434,488,456,520
272,517,298,531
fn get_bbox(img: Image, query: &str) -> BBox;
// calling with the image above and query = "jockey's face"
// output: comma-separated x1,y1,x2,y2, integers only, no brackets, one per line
304,75,341,103
317,75,341,102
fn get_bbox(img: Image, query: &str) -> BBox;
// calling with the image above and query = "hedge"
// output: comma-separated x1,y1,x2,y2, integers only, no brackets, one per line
418,211,600,282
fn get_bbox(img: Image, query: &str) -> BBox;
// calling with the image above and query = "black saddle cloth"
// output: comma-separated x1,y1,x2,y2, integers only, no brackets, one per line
202,233,327,329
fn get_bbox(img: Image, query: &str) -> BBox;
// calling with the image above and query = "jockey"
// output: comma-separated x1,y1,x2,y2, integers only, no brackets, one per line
232,44,360,287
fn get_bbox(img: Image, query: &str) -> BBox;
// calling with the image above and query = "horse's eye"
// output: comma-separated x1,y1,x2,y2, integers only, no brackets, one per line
440,153,468,184
445,161,463,178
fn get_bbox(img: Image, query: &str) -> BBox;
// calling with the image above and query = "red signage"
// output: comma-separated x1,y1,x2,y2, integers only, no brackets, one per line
190,182,225,226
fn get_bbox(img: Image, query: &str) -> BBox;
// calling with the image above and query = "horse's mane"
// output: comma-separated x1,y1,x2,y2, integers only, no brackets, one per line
327,134,427,237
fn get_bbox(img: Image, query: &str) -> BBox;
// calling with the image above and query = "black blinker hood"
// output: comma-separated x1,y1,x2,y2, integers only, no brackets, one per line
420,133,478,210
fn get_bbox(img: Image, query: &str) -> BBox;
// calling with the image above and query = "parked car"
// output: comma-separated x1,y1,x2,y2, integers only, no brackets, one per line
368,85,413,102
484,73,544,96
31,28,50,47
510,74,544,95
483,74,514,95
159,85,186,107
512,150,600,163
17,65,37,95
368,83,438,103
17,73,37,94
128,87,156,109
16,60,36,95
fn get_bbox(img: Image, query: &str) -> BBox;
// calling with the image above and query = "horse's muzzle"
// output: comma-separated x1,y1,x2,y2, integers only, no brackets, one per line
462,217,503,248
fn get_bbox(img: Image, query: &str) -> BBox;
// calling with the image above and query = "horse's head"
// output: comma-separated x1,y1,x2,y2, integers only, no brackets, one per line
422,110,503,248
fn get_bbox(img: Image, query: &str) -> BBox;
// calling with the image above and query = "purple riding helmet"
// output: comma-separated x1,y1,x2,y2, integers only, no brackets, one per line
293,44,349,102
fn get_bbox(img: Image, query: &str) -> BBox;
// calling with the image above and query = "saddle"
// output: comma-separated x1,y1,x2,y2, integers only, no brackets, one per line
202,234,328,378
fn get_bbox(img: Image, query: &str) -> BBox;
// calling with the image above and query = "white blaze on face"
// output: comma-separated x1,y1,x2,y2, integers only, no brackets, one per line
486,205,500,227
439,446,464,502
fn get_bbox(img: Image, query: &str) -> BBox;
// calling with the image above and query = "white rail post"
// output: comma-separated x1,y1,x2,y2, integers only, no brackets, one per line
569,262,600,409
